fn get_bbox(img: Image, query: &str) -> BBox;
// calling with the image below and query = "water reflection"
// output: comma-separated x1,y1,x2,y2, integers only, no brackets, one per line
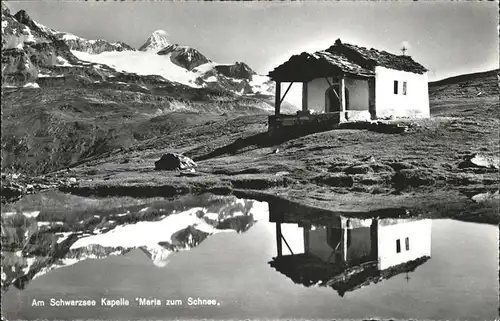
0,193,265,292
1,193,498,321
269,206,431,296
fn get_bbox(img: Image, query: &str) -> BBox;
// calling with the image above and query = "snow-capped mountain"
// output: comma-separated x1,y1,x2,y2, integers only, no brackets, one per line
71,29,275,95
138,29,170,52
1,3,275,96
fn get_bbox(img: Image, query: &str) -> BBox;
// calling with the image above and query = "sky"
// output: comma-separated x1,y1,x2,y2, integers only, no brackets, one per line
5,1,499,82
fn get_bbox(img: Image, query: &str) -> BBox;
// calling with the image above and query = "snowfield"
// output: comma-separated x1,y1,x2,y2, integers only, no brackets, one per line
72,50,202,87
61,33,79,41
55,56,72,67
72,50,274,95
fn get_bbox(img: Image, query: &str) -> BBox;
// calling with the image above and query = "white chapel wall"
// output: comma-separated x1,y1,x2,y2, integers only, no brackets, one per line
374,66,430,119
377,219,432,270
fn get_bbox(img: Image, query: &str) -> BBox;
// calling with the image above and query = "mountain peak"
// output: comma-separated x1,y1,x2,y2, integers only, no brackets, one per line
14,10,33,25
152,29,169,37
138,29,170,52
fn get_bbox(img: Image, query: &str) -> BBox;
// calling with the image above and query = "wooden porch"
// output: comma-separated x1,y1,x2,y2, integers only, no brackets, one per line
267,45,377,134
268,75,376,134
268,112,341,134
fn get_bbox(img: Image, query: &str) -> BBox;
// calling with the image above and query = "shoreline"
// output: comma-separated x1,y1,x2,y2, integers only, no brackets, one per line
3,169,497,225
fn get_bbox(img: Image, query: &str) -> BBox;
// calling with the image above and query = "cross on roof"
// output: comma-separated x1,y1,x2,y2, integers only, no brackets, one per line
404,272,411,282
401,45,408,56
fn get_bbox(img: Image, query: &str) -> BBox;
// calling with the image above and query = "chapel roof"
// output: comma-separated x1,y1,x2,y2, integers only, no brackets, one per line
268,39,428,82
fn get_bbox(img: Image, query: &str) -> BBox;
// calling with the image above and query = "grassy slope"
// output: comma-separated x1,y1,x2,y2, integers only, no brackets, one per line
51,70,499,224
1,82,272,175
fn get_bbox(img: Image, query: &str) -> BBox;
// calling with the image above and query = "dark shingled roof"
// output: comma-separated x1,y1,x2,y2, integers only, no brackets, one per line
268,39,428,82
267,51,375,82
269,254,430,297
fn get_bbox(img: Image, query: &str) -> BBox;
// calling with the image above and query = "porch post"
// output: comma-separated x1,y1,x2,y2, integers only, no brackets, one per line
302,81,308,112
341,226,348,262
275,81,281,116
276,222,283,257
370,219,378,262
368,77,376,120
303,225,310,253
339,76,346,122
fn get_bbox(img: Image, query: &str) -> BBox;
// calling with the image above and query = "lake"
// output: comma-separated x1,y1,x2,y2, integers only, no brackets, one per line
1,193,498,320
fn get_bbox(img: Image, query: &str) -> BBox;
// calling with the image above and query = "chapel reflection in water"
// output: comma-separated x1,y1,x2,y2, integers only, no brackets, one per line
268,203,431,296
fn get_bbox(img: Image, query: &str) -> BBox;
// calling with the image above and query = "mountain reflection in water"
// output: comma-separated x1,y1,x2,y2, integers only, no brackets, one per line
1,193,268,292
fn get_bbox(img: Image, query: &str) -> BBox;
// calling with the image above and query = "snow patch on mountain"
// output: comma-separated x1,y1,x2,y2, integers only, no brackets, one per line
1,20,8,33
61,33,79,41
55,56,72,66
23,82,40,89
249,74,274,95
72,50,200,86
22,210,40,218
21,26,35,43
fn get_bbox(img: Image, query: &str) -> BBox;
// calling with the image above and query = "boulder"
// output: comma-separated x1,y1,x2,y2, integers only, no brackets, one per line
361,156,376,163
344,164,373,175
154,153,197,171
459,153,499,169
471,190,500,203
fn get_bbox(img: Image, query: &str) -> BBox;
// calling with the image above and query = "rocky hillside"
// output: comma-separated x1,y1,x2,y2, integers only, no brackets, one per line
1,3,280,176
429,69,499,100
1,83,274,176
215,62,256,80
158,44,211,71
